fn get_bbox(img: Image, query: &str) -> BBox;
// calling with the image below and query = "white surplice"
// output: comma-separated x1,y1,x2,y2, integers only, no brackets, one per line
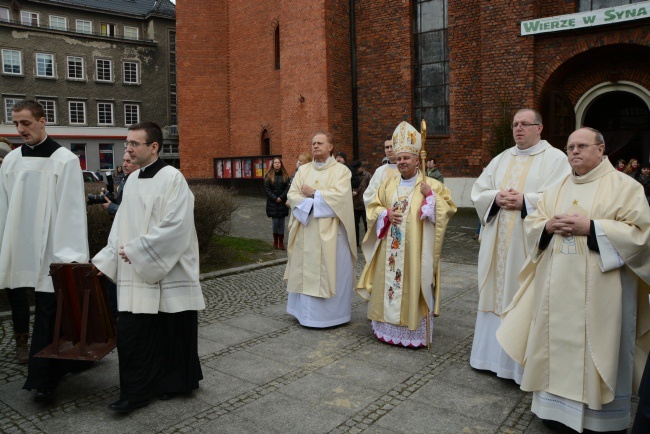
93,165,205,314
0,140,89,293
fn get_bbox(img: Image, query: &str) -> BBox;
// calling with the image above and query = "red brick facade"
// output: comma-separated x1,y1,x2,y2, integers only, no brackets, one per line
177,1,650,180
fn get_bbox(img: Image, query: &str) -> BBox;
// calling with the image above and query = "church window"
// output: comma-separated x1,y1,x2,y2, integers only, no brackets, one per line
414,0,449,135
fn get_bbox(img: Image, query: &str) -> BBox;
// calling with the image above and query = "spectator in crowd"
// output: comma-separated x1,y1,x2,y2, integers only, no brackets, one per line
425,158,444,183
335,151,347,165
356,121,456,347
285,131,356,328
470,108,570,384
633,161,650,204
624,157,639,175
615,159,626,172
497,127,650,432
114,165,125,185
1,100,90,400
93,121,205,413
350,160,371,247
264,157,291,250
289,153,312,188
381,157,390,165
103,151,140,217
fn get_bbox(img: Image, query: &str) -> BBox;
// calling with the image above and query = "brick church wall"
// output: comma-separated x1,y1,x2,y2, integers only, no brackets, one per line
176,0,230,178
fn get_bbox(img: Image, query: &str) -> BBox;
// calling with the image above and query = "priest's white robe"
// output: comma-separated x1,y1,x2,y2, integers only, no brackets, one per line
497,158,650,432
363,163,399,209
0,138,89,292
470,140,569,382
284,157,357,328
93,164,205,314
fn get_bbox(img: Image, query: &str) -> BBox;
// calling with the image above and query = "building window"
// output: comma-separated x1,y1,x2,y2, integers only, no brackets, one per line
36,53,55,78
123,61,139,84
169,31,177,125
38,100,57,124
97,102,114,125
0,7,10,22
414,0,449,136
124,104,140,125
2,49,22,75
96,59,112,82
274,25,280,70
67,56,84,80
76,19,92,34
49,15,67,31
100,23,116,37
21,11,39,26
99,144,114,170
124,26,139,40
579,0,644,11
71,144,86,169
4,98,22,123
69,101,86,124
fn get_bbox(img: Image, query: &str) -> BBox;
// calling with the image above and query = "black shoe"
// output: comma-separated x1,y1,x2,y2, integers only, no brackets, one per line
159,393,178,401
108,398,149,413
34,389,55,403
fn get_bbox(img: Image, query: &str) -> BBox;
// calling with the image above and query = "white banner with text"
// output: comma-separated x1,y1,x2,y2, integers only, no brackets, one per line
521,2,650,36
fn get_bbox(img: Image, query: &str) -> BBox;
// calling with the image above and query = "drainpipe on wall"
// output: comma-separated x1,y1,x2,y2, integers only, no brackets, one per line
350,0,359,160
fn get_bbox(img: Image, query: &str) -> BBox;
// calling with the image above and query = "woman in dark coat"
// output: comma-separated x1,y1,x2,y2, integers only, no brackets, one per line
264,157,290,250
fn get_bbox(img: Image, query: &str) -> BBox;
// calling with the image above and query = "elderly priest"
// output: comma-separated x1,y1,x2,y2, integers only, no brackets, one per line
497,127,650,433
284,131,357,327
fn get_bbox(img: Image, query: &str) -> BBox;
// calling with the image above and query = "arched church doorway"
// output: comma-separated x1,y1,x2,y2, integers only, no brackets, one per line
581,90,650,163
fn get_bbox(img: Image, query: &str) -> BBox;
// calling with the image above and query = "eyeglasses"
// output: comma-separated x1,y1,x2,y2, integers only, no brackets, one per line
511,123,540,129
564,143,600,153
124,141,153,149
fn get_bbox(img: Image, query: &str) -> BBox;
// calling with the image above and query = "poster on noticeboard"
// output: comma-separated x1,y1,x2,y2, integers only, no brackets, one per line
242,158,252,178
264,158,274,176
253,158,264,178
233,159,242,178
223,160,232,178
215,160,223,178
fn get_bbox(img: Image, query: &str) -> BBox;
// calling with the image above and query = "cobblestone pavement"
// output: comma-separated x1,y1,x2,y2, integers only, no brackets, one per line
0,196,638,433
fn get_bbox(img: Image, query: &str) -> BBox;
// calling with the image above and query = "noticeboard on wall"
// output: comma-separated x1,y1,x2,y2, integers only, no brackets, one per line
214,155,282,180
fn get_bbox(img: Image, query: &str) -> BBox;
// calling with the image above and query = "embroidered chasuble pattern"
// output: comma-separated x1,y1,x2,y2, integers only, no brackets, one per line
383,185,416,325
546,180,598,401
491,155,533,314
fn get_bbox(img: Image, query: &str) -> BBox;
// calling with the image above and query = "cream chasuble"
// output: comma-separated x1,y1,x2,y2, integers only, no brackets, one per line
356,172,456,330
498,158,650,410
284,158,357,298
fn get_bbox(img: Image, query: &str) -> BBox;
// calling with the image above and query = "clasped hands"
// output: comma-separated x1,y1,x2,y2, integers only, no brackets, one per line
545,213,590,238
300,184,315,198
495,188,524,211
